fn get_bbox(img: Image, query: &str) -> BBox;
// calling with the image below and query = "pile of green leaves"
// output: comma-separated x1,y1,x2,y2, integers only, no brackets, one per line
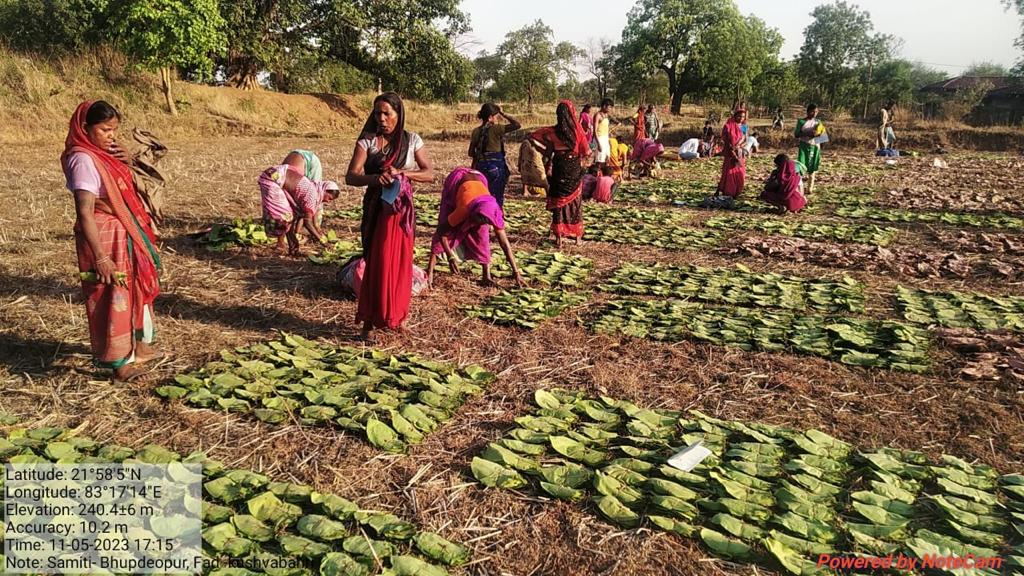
704,216,899,246
896,285,1024,332
590,300,930,372
324,207,364,221
583,206,722,250
616,179,713,205
599,263,864,313
802,184,876,212
471,389,1024,575
158,334,494,454
194,219,273,251
835,205,1024,230
464,289,589,329
449,250,592,288
0,426,471,574
308,239,362,266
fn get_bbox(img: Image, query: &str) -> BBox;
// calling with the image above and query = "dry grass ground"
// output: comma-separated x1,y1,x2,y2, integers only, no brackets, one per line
1,118,1024,575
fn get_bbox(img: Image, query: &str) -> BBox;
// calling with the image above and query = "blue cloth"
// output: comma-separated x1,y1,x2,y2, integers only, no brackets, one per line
473,152,510,207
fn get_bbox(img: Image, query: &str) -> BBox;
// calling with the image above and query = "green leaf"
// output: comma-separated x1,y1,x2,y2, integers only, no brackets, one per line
412,532,471,566
471,457,527,489
297,514,349,541
699,528,753,561
312,492,359,521
366,418,406,453
593,494,640,528
389,555,448,576
230,515,274,542
319,552,370,576
247,491,303,527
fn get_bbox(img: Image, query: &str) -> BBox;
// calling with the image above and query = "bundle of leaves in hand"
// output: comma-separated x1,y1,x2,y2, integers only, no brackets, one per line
704,216,899,246
0,426,471,574
464,289,589,329
471,389,1024,575
193,219,273,251
835,205,1024,231
896,285,1024,332
600,263,865,313
308,238,361,266
158,333,495,453
590,299,930,372
79,271,129,287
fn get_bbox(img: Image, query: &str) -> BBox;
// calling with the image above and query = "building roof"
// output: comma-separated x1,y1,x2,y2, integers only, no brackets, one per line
921,76,1011,93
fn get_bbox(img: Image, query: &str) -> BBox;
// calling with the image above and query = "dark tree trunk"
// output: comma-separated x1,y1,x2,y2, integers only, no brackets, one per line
661,64,681,114
227,53,260,90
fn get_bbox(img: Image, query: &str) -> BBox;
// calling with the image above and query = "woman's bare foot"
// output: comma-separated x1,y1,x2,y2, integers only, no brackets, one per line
113,363,150,382
134,343,165,364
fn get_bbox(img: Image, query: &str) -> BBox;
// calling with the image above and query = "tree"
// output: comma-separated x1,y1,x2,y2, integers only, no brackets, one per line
0,0,109,54
214,0,317,90
797,1,897,111
317,0,472,101
614,0,781,113
964,62,1010,77
112,0,225,114
492,20,582,110
750,60,805,111
472,52,504,102
583,38,615,100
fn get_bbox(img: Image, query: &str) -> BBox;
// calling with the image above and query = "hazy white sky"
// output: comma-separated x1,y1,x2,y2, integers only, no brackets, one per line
460,0,1020,75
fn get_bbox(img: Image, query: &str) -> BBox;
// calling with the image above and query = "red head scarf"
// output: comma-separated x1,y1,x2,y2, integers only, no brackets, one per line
557,100,591,157
62,101,160,301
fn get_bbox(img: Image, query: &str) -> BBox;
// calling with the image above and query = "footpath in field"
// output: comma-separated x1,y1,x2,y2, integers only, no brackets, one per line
0,425,472,574
472,389,1023,576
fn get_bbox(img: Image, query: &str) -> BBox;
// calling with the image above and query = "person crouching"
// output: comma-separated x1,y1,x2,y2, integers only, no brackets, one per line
427,168,525,288
258,164,340,255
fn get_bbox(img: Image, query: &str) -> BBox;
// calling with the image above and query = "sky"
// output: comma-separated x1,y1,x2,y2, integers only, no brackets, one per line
459,0,1021,75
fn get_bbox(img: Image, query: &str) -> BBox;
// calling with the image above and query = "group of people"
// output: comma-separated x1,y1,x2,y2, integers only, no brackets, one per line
707,103,826,214
63,92,837,378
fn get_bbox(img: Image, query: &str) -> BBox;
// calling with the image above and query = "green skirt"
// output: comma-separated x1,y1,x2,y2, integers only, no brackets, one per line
797,143,821,174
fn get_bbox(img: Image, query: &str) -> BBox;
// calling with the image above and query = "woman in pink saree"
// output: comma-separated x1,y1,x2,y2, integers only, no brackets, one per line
427,167,525,287
760,153,806,214
717,108,747,198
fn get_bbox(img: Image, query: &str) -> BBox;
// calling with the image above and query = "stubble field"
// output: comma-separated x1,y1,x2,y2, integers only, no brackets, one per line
0,129,1022,575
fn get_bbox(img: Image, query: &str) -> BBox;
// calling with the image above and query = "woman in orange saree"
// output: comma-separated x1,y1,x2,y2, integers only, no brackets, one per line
61,101,162,380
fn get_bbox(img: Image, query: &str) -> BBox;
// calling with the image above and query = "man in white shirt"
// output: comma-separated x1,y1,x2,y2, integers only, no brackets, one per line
678,137,701,160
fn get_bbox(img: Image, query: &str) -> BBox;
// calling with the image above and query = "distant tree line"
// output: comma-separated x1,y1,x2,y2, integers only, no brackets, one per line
0,0,1018,117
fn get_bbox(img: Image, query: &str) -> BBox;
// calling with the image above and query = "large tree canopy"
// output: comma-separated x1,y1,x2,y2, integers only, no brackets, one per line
796,1,897,110
614,0,782,113
111,0,226,114
488,20,581,110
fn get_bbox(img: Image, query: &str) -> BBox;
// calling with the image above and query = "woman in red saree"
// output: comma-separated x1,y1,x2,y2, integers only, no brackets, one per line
528,100,590,248
760,153,806,214
717,108,747,198
345,92,434,341
61,101,162,380
633,104,647,143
